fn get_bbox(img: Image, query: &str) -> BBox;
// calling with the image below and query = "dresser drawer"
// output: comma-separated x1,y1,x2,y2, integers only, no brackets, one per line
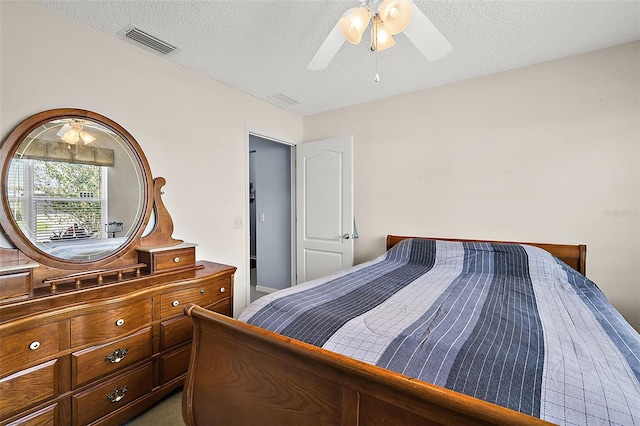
70,299,152,347
160,344,191,384
208,298,232,317
0,322,60,376
71,327,153,388
72,363,153,426
138,246,195,274
160,298,231,351
160,316,193,351
5,402,58,426
0,360,58,420
0,271,30,301
160,278,230,319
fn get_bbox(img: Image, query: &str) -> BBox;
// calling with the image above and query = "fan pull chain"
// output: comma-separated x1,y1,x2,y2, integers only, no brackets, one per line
374,54,380,82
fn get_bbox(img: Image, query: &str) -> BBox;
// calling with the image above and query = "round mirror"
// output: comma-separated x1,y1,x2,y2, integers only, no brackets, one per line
0,109,153,269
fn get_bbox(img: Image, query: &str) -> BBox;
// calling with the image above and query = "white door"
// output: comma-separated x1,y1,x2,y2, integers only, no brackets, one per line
296,136,354,284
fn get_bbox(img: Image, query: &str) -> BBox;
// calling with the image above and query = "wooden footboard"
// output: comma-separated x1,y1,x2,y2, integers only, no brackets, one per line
182,303,551,426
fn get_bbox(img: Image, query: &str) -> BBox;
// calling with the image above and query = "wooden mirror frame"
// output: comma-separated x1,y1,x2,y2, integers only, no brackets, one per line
0,108,154,271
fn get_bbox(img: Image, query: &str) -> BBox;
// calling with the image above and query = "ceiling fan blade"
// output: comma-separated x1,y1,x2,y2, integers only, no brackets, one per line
56,123,72,137
403,0,452,61
307,21,346,71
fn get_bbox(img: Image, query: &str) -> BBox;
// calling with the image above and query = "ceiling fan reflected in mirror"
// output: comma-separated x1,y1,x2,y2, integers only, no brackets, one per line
56,120,96,144
307,0,452,71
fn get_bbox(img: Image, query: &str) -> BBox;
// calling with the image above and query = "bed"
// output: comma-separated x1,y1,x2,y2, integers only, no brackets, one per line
182,235,640,425
40,237,126,260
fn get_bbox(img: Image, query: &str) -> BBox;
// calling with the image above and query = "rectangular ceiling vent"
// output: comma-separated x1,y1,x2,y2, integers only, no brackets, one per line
118,25,178,56
267,93,300,107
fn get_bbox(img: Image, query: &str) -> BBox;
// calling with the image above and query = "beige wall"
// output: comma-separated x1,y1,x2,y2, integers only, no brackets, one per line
304,42,640,331
2,2,638,330
0,1,303,314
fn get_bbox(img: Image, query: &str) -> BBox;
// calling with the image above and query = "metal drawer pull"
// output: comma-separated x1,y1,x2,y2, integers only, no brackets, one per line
29,341,40,350
115,318,125,327
105,348,128,363
173,257,180,263
200,288,205,295
106,385,127,403
220,287,225,293
172,300,180,307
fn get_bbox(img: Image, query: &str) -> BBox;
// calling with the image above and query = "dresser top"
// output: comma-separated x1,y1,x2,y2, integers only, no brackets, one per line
0,260,235,325
0,259,39,273
136,242,198,253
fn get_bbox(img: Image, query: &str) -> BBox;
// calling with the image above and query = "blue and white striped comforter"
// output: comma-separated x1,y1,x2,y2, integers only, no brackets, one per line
239,239,640,425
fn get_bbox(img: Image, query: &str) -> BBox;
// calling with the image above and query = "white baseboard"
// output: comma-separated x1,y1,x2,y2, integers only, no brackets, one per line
256,285,279,294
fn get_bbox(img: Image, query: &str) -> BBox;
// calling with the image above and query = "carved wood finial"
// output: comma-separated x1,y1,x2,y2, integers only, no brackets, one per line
139,177,183,248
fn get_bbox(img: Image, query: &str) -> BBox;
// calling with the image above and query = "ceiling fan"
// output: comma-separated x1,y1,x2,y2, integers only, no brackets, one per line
308,0,452,71
56,120,96,144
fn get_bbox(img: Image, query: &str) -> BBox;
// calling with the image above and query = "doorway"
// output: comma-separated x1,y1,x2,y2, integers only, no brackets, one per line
248,134,294,302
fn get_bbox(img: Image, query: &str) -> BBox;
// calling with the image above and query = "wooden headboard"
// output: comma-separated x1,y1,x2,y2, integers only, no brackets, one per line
386,235,587,276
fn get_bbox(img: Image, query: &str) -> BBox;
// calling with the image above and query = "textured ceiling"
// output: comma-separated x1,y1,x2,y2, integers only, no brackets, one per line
36,0,640,116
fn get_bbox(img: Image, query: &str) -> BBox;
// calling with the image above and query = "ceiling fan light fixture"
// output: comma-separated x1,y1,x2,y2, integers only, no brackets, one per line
58,120,95,145
371,14,395,52
79,130,96,144
378,0,412,35
339,6,372,44
307,0,451,70
61,128,80,144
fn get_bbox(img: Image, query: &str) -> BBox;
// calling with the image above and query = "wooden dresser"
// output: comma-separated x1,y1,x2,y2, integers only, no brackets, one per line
0,109,238,425
0,256,235,425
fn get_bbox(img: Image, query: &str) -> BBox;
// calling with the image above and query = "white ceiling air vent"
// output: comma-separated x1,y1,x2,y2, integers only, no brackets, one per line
118,24,178,56
267,93,300,108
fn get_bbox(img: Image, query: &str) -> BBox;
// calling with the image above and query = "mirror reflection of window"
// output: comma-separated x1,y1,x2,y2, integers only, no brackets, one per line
8,159,107,244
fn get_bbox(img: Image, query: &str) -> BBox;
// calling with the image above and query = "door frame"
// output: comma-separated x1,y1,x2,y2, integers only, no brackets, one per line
244,126,297,308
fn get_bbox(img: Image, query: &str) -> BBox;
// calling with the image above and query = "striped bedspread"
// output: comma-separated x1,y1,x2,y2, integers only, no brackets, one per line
239,239,640,425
